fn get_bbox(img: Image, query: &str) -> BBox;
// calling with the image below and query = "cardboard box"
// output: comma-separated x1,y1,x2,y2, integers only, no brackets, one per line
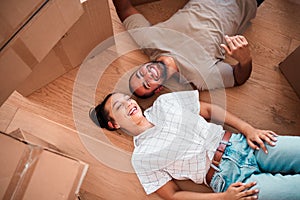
0,48,32,105
15,49,68,96
15,0,84,63
56,0,114,68
0,0,115,101
16,0,115,97
0,0,45,50
0,0,84,104
279,45,300,98
0,131,89,200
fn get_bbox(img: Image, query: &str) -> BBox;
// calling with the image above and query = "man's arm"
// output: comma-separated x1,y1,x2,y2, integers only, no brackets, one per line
112,0,140,22
156,180,258,200
221,35,252,86
199,101,278,154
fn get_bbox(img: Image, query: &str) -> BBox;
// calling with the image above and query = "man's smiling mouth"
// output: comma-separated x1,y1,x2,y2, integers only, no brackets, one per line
149,65,159,80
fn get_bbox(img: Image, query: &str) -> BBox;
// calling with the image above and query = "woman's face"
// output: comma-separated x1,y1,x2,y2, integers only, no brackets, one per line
105,93,144,131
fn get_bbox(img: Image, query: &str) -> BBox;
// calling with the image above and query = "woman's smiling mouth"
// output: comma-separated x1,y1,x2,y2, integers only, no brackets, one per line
128,106,138,116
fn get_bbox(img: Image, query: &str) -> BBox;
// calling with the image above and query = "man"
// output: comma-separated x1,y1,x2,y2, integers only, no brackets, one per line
113,0,259,98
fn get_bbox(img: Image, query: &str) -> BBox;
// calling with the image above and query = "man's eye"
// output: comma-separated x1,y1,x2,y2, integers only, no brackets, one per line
136,70,144,78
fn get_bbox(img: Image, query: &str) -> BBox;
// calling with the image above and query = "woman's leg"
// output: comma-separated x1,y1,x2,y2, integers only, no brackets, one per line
245,136,300,199
254,135,300,174
246,173,300,200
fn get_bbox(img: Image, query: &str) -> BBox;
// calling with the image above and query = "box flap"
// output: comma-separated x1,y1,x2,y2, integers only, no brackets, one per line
10,128,60,152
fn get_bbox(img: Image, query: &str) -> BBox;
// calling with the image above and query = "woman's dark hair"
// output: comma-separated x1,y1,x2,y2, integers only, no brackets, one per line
94,93,117,131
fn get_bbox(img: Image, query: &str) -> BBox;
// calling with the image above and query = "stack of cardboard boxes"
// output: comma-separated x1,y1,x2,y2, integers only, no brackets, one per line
0,0,114,105
0,0,115,198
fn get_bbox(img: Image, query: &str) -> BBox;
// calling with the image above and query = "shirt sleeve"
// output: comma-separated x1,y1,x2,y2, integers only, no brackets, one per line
134,168,172,195
122,14,166,59
123,13,151,30
201,61,235,90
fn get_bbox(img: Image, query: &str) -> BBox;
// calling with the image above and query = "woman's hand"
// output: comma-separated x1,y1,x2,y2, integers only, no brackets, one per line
243,126,278,153
222,182,259,200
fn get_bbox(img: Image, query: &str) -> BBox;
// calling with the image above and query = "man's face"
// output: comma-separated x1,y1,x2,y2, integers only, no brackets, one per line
129,61,167,97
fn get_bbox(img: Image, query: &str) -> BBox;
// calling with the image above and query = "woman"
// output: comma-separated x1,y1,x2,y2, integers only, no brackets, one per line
90,90,300,200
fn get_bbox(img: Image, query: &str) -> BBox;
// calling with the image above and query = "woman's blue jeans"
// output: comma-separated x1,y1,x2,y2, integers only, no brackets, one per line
210,134,300,200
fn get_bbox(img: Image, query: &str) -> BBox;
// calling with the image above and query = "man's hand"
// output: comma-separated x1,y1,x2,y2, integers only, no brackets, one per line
221,35,251,65
222,182,259,200
221,35,252,85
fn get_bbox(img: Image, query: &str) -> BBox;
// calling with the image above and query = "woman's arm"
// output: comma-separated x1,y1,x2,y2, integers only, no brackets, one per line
112,0,140,22
200,101,277,153
156,180,258,200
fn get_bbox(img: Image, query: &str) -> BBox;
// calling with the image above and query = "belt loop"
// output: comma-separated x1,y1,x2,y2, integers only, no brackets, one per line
220,141,232,146
210,163,221,172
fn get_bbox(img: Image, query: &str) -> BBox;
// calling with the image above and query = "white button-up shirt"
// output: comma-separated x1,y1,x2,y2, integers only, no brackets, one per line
132,90,225,194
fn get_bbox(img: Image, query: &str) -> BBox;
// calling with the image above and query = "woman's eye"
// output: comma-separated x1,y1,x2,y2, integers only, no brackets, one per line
125,96,131,101
116,104,122,110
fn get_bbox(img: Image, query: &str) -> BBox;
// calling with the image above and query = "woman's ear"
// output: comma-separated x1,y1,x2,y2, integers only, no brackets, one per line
108,121,120,129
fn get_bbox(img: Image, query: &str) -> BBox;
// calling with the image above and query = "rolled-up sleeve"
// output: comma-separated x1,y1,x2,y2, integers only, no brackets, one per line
123,13,151,30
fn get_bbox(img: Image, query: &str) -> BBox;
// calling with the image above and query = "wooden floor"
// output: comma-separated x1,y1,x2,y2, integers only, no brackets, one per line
1,0,300,199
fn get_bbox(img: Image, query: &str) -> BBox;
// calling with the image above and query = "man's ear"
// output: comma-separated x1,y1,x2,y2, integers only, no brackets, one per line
154,85,164,94
108,121,120,129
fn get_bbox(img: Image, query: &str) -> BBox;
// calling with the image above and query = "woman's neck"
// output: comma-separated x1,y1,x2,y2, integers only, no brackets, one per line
128,117,154,136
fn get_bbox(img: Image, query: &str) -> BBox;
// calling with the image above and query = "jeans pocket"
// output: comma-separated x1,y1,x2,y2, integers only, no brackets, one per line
210,173,225,192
